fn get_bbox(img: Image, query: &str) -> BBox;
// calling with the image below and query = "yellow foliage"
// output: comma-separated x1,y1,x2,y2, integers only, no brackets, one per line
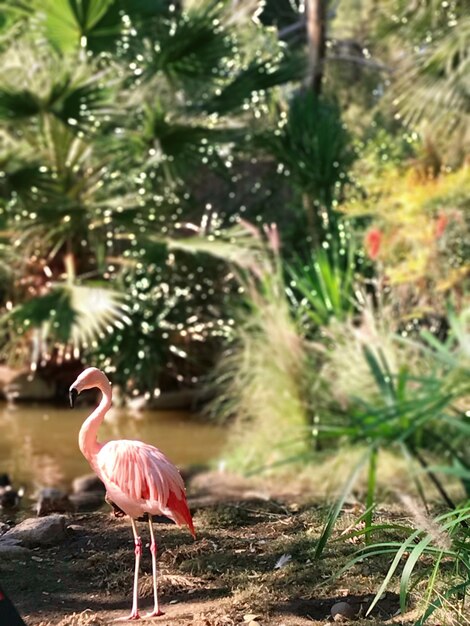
343,167,470,292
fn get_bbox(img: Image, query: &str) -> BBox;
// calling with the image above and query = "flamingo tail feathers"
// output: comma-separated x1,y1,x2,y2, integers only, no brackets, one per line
167,490,196,538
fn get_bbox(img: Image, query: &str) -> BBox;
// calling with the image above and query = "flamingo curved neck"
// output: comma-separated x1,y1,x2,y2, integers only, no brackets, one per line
78,382,112,465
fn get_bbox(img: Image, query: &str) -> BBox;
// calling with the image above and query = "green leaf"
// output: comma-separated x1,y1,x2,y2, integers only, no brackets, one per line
38,0,116,52
362,345,395,402
365,448,378,541
314,448,371,560
399,534,437,614
366,529,422,616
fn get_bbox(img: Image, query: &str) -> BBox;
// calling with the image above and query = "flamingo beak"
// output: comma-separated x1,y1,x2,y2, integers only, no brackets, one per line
69,388,78,408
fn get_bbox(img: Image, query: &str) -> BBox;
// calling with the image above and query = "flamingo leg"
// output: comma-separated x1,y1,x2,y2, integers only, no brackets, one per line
115,518,142,621
144,515,164,618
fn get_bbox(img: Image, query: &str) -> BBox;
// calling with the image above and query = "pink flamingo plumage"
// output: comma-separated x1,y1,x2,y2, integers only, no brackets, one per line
69,367,195,621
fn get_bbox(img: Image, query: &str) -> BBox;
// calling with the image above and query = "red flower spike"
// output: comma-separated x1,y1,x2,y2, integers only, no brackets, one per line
435,213,448,238
365,228,383,259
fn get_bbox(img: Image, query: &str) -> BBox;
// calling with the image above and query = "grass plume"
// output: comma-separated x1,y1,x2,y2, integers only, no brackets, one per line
206,223,310,472
399,493,452,551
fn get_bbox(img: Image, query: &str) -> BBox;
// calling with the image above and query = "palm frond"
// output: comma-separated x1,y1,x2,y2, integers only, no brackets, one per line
127,104,244,181
392,17,470,137
68,283,131,349
0,0,171,52
377,1,470,144
0,282,130,365
35,0,116,53
133,227,262,276
0,38,118,129
144,2,235,83
202,51,305,115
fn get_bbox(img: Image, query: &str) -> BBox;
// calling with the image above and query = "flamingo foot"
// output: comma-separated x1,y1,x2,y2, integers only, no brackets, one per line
143,610,164,619
113,612,141,622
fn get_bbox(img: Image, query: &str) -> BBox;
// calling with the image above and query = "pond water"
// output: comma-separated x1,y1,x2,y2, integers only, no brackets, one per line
0,402,225,495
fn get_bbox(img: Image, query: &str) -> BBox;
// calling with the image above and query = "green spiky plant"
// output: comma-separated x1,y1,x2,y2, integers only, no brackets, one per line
287,237,358,330
337,499,470,625
313,305,470,559
257,90,355,248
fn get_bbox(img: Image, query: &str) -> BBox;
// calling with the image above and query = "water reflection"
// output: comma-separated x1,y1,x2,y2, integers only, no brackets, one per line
0,403,224,493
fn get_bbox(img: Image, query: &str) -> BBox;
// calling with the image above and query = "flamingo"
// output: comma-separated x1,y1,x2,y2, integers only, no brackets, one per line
69,367,195,621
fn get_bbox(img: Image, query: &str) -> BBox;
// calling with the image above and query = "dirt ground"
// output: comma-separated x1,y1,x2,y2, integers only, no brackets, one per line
1,472,421,626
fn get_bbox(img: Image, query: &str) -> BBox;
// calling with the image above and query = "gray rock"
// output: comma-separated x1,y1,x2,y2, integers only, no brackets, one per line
72,474,105,494
3,515,67,547
0,522,10,536
0,543,31,557
69,491,104,512
0,536,22,546
35,488,73,516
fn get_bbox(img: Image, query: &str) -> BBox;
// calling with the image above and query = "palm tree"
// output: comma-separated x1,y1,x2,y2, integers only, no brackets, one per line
0,0,303,392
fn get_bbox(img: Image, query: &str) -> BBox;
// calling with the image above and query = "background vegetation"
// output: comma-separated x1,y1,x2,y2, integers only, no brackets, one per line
0,1,469,623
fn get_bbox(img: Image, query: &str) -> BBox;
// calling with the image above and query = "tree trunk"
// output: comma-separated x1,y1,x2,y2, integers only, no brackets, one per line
303,0,328,243
305,0,326,94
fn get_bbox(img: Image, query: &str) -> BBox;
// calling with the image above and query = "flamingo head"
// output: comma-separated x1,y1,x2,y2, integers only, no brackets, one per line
69,367,111,408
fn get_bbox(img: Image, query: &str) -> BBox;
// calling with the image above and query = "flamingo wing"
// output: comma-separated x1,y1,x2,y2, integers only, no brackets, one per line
96,440,195,537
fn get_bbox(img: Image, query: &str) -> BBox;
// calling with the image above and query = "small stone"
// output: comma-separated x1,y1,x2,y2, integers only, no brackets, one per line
67,524,86,533
244,615,261,622
331,601,356,622
72,474,106,494
3,515,67,547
